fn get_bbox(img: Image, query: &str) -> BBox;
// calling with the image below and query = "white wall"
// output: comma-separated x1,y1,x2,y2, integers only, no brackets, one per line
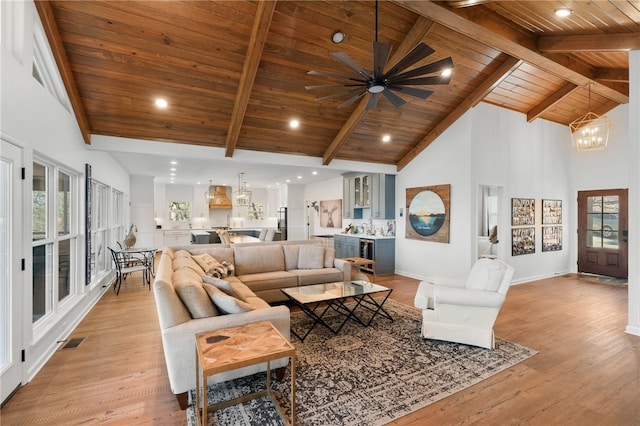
304,176,344,237
1,1,131,382
395,111,474,281
397,103,575,283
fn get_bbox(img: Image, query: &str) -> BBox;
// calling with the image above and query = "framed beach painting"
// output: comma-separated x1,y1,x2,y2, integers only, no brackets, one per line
406,184,450,243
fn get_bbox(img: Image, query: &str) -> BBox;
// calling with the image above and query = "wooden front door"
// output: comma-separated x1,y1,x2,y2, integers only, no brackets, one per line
577,189,628,278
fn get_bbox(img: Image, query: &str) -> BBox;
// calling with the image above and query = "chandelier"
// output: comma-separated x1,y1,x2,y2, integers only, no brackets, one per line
570,84,610,152
234,173,252,206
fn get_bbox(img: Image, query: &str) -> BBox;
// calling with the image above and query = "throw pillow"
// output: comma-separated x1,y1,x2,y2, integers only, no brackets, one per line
201,275,246,301
298,245,324,269
202,284,254,315
207,261,235,278
173,256,205,276
192,253,220,275
324,247,335,268
283,245,300,271
173,270,218,318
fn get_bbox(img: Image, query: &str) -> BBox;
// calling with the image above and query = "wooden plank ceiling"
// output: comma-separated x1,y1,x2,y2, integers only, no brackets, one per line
37,0,639,171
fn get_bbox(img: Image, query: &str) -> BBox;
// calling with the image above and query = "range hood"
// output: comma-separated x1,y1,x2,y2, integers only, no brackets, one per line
207,185,232,209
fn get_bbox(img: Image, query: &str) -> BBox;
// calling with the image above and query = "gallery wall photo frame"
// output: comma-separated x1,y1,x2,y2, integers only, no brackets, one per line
512,227,535,256
542,226,563,252
511,198,535,226
542,199,562,225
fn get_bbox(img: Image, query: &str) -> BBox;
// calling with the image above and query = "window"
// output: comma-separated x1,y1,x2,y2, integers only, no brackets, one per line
32,160,78,324
586,195,619,249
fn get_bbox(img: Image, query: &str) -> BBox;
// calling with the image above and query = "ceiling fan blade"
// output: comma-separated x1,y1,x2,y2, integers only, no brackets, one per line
387,57,454,82
373,41,392,80
338,90,367,108
391,74,453,86
316,87,365,102
387,85,434,99
307,70,367,83
383,42,435,79
306,83,365,90
366,92,380,110
382,89,407,108
329,52,370,79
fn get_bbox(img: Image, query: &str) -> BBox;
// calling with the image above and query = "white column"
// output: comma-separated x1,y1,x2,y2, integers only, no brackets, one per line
626,50,640,336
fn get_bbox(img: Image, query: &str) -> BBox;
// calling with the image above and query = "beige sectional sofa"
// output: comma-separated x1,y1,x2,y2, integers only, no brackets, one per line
152,240,351,409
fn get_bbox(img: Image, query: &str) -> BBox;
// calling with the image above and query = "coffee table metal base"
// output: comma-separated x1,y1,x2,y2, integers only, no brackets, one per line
284,288,393,342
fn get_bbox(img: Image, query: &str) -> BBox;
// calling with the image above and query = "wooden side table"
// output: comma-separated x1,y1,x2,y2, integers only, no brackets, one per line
195,321,296,426
343,256,376,280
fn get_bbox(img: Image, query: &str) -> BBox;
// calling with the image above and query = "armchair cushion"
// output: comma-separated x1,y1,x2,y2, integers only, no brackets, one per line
435,286,505,309
466,258,505,291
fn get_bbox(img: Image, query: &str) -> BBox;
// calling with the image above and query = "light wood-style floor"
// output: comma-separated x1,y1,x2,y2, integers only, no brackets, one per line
2,268,639,425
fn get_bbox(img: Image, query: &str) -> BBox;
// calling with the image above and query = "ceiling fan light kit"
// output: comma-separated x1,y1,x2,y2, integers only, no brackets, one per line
307,0,454,110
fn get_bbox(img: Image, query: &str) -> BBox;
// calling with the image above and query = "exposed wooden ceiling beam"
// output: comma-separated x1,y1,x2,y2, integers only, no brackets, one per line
391,0,629,105
527,82,579,122
397,55,523,171
34,1,92,144
447,0,495,7
539,33,640,53
224,0,276,158
595,68,630,83
322,16,435,165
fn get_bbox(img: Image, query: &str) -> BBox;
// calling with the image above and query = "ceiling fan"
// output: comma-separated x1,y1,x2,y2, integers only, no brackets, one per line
306,1,454,110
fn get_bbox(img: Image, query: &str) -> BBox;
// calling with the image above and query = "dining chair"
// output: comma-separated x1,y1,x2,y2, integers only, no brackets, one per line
108,247,149,295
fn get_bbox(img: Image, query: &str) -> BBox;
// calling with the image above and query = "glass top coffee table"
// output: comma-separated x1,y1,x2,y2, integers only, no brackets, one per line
281,281,393,341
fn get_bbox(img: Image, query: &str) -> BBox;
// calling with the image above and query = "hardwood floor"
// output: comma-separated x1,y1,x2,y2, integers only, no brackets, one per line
2,270,639,425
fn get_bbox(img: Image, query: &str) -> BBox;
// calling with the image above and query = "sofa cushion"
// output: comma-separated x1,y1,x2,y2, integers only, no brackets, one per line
189,247,235,265
202,276,246,301
192,253,219,275
202,284,254,314
172,256,206,276
237,271,298,292
290,268,344,285
324,247,336,268
174,249,192,258
283,245,300,271
234,245,285,275
298,245,324,269
173,269,218,318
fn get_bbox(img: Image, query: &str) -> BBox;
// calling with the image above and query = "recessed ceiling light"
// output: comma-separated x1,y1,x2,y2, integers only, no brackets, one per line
312,171,318,175
382,134,391,143
441,68,452,77
290,119,300,129
155,98,168,108
170,168,176,171
555,8,572,17
286,179,291,183
170,173,175,177
170,161,177,165
332,31,345,44
297,176,302,179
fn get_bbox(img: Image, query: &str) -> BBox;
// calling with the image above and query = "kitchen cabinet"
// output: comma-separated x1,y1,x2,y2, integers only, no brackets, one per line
342,173,395,220
164,230,190,246
370,174,396,219
354,175,371,208
343,178,354,219
334,234,395,275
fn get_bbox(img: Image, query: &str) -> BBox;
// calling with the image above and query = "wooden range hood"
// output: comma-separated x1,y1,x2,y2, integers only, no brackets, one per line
207,185,232,209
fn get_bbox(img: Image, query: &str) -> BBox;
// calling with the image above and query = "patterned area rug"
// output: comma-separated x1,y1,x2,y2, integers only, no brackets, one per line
187,299,536,426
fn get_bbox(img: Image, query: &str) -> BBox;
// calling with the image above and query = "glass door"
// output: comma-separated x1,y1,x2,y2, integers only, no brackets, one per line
577,189,628,278
1,140,23,404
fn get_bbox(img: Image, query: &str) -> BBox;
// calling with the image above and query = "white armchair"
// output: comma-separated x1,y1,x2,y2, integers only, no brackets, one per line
413,258,514,349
